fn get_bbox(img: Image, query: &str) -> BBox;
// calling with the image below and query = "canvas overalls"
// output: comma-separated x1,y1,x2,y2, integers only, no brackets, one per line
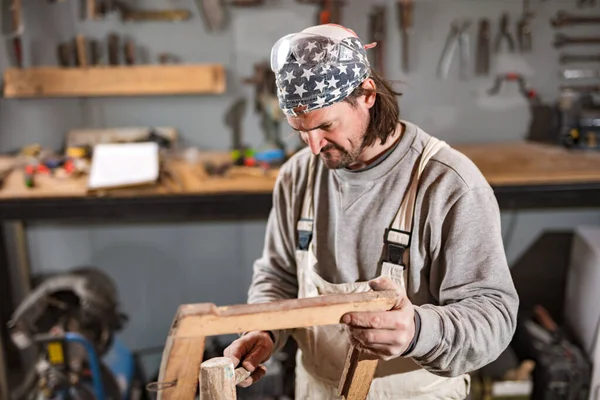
291,137,471,399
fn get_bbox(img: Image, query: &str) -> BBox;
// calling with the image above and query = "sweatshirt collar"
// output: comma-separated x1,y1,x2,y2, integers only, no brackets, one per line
333,121,418,183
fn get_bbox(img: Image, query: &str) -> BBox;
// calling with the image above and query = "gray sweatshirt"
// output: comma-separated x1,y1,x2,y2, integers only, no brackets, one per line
247,120,519,378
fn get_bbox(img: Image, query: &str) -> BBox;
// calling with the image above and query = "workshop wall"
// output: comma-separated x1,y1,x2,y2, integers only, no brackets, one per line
2,0,599,377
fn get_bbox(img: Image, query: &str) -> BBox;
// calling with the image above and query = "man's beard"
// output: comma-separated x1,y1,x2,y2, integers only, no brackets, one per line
320,135,366,169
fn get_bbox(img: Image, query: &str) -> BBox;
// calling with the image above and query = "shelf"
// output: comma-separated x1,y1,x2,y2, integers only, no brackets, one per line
2,64,226,98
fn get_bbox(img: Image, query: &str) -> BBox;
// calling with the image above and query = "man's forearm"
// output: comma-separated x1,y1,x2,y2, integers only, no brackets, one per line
405,293,518,377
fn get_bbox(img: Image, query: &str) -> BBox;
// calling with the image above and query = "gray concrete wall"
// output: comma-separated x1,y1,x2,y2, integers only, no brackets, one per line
1,0,599,377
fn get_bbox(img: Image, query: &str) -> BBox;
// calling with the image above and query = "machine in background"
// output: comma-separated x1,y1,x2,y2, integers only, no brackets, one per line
6,267,146,400
527,90,600,151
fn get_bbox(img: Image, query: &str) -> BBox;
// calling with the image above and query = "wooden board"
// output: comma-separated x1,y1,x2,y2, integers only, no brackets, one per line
173,291,397,338
3,65,226,98
338,345,379,400
2,142,600,201
456,141,600,186
157,291,397,400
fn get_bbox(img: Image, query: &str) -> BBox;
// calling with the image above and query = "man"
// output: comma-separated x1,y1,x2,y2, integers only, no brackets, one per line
224,23,519,399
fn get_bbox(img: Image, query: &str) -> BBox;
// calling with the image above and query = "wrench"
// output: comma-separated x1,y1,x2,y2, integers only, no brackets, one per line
560,54,600,64
551,11,600,28
561,84,600,93
554,34,600,48
561,69,600,79
578,0,597,7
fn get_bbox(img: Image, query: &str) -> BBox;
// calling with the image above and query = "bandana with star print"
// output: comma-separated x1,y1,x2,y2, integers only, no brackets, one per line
272,24,372,117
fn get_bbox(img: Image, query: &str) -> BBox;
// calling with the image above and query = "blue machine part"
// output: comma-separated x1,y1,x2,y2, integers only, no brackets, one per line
102,336,135,400
64,333,106,400
255,148,285,164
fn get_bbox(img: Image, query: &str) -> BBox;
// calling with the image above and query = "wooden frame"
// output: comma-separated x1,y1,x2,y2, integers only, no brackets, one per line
155,291,397,399
3,64,226,98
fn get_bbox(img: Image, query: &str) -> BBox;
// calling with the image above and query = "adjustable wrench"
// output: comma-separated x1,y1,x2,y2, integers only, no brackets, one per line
560,54,600,64
551,11,600,28
561,69,600,80
561,84,600,93
554,34,600,48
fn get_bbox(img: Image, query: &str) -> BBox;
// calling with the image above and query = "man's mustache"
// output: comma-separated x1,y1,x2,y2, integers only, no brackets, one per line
321,141,346,153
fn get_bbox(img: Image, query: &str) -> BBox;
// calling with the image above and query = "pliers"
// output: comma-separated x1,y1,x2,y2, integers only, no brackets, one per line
437,19,471,80
494,13,515,52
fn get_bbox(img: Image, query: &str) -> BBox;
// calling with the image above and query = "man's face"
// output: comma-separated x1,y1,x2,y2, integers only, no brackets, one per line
287,100,370,169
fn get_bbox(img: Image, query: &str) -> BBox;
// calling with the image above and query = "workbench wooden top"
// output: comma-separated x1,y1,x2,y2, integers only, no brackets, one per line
1,141,599,200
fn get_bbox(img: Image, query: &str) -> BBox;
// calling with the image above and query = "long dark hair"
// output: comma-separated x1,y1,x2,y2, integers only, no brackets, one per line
343,69,402,147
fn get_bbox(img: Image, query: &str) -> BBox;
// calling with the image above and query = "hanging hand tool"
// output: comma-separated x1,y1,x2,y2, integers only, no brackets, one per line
57,42,71,67
554,34,600,48
296,0,344,25
86,0,98,19
2,0,23,67
197,0,224,31
578,0,597,7
552,11,600,27
494,13,515,53
487,73,540,105
75,34,87,67
517,0,533,52
196,0,262,32
89,39,100,65
225,97,248,166
397,0,413,73
107,33,119,65
561,69,600,80
369,4,386,76
475,18,491,76
560,53,600,64
561,84,600,93
124,39,135,65
437,19,471,80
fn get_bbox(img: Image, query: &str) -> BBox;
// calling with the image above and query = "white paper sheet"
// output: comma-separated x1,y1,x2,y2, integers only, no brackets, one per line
88,142,159,190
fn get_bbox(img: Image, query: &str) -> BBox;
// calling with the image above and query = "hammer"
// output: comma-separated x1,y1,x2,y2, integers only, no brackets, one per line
199,357,255,399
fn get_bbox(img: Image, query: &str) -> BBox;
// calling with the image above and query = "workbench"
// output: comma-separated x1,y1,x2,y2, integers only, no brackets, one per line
0,141,599,222
1,140,600,394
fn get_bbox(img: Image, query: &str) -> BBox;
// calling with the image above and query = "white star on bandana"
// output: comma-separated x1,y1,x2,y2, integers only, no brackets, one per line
294,83,308,97
314,79,327,92
313,51,324,62
352,65,362,77
305,41,317,52
338,65,348,75
315,96,326,105
327,76,339,88
284,70,295,84
301,68,315,81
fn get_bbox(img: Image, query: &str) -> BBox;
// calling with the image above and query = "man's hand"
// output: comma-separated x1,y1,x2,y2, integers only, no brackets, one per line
341,277,416,361
223,331,274,387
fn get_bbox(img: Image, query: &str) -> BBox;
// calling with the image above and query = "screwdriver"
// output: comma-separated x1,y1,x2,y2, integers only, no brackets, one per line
397,0,413,73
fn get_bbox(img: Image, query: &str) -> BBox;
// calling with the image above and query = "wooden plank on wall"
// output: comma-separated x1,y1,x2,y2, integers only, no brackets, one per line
3,64,226,98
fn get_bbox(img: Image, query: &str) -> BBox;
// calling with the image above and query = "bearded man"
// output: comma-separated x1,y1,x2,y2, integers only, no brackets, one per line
223,23,519,400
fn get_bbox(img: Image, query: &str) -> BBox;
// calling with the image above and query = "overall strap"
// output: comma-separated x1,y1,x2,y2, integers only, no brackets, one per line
297,154,317,250
385,137,448,265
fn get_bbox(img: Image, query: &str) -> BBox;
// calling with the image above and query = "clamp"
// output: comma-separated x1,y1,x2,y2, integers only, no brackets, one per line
487,73,540,105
